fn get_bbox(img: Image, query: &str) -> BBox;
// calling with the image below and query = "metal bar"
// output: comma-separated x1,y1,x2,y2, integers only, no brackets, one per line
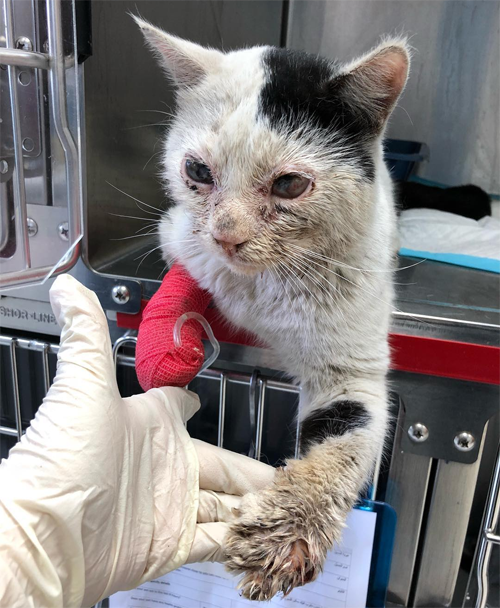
413,430,486,607
485,532,500,545
3,0,31,271
112,335,137,369
369,446,384,501
8,339,22,441
475,445,500,608
294,414,301,459
254,379,267,461
0,335,59,353
0,425,18,437
45,0,81,270
217,374,227,448
247,371,259,458
0,48,49,69
0,0,83,289
386,401,433,606
41,344,51,395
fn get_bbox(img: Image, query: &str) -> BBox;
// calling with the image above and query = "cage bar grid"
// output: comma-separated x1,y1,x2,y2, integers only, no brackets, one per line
0,332,497,608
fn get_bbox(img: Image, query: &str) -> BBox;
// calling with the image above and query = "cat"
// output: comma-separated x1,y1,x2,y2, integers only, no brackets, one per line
135,16,410,601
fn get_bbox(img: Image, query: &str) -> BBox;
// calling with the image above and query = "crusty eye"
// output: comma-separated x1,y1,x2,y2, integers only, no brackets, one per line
185,159,213,185
271,173,311,199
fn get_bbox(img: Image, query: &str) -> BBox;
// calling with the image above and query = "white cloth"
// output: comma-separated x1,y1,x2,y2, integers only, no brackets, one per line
398,208,500,260
0,275,274,608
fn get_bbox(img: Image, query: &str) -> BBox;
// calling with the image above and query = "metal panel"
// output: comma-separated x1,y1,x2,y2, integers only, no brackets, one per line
413,432,486,606
385,401,433,606
393,371,498,465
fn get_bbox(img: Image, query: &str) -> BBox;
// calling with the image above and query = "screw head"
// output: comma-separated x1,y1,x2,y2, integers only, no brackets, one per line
408,423,429,443
0,159,8,174
58,222,69,241
454,432,475,452
16,36,33,52
27,217,38,237
22,137,35,152
112,285,130,305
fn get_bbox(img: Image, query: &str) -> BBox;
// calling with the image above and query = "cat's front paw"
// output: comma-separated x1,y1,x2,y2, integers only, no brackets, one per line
224,469,344,601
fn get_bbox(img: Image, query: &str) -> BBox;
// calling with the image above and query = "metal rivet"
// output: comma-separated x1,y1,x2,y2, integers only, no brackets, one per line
58,222,69,241
0,160,8,174
112,285,130,305
27,218,38,237
16,36,33,52
454,432,475,452
408,423,429,443
22,137,35,152
18,71,31,86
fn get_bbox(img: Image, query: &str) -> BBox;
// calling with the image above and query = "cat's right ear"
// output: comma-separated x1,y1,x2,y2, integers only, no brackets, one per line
133,15,223,88
329,37,411,134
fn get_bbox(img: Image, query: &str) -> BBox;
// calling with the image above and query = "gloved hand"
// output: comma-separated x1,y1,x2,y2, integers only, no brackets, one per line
0,275,274,608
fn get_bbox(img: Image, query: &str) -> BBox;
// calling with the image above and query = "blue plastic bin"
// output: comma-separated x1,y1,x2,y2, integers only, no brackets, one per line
384,139,429,181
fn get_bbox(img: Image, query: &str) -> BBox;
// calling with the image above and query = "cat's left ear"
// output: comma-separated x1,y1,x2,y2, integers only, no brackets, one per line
330,38,410,133
133,15,223,88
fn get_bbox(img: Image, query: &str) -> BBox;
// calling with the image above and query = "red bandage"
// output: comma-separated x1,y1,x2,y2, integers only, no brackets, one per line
135,264,212,390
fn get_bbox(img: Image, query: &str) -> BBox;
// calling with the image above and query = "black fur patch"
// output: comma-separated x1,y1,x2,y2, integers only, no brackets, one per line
259,48,375,180
300,400,371,453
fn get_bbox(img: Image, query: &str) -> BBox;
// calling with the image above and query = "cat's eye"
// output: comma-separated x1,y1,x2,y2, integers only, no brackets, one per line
185,159,214,185
271,173,311,199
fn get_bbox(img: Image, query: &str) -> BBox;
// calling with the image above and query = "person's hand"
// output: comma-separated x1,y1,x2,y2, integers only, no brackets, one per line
0,275,274,608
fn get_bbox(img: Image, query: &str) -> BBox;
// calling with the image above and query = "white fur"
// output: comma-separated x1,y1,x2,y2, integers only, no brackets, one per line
137,20,409,599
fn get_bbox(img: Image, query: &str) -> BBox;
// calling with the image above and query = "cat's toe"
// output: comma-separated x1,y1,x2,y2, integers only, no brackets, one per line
237,538,318,601
224,506,326,600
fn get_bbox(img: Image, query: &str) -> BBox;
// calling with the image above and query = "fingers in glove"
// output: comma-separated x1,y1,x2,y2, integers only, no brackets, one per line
48,275,118,395
193,439,275,496
197,490,240,524
186,522,228,564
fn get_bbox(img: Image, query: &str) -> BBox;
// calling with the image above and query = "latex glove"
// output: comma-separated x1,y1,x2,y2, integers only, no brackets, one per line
0,275,274,608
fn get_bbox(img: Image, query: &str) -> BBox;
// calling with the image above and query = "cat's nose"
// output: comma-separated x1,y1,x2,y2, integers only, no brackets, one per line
212,234,247,256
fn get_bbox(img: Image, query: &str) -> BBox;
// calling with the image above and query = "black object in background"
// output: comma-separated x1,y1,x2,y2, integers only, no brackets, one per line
396,181,491,220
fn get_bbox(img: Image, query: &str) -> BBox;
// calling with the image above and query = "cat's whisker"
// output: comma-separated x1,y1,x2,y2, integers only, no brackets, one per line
106,181,165,216
288,254,349,326
296,248,430,326
273,263,295,311
135,245,164,271
135,223,159,235
280,260,330,320
110,231,158,241
289,245,416,287
157,264,169,281
124,121,170,131
288,242,426,274
108,212,159,222
138,108,175,118
143,149,163,172
135,238,197,257
277,260,302,304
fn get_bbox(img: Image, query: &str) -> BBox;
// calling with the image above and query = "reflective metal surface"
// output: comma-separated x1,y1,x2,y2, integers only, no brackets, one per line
385,402,433,606
0,0,83,289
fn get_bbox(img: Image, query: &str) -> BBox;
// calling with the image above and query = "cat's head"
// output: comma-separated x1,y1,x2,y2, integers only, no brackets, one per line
135,16,410,276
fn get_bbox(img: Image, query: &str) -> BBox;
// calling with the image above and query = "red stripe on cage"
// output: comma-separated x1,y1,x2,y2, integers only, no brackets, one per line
117,306,499,385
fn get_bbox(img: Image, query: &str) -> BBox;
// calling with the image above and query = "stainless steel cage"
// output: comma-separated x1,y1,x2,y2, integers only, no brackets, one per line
1,1,499,606
1,332,498,608
0,0,83,289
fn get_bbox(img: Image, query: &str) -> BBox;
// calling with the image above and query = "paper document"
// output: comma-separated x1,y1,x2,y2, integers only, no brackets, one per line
109,508,376,608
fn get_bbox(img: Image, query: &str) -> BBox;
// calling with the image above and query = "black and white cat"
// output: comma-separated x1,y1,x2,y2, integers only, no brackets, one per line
135,16,409,601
